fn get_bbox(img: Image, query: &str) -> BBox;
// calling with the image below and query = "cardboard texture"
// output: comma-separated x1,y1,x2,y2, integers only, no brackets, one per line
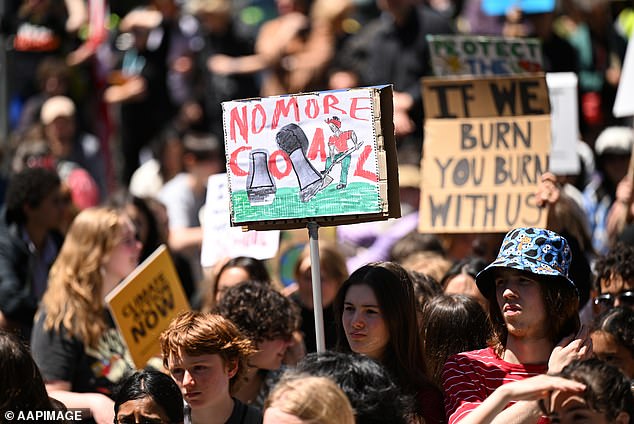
222,85,400,231
420,74,551,233
106,245,190,368
427,35,543,77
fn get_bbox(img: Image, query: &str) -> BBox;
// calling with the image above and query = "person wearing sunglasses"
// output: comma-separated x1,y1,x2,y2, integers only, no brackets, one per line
593,243,634,316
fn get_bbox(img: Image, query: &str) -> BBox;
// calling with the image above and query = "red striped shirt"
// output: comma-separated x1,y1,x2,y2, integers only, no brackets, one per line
442,347,548,424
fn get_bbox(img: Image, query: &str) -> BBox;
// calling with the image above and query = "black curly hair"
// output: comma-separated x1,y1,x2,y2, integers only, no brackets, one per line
594,243,634,291
292,351,412,424
214,281,299,343
592,307,634,359
5,167,61,225
558,358,634,422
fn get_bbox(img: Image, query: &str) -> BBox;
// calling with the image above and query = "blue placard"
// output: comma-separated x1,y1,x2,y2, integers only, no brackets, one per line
482,0,555,16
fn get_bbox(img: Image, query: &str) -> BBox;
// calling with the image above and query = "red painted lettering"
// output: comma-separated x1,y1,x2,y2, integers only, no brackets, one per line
305,98,320,119
271,98,300,129
350,97,371,121
251,104,266,134
229,106,249,144
307,128,326,161
269,150,292,179
229,146,251,176
323,94,347,115
354,145,377,181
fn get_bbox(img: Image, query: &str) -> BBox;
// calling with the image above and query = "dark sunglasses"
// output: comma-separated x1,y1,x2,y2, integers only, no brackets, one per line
593,290,634,309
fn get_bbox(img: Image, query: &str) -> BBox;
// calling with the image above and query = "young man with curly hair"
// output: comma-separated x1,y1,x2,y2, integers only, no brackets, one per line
215,281,300,409
592,243,634,315
160,311,262,424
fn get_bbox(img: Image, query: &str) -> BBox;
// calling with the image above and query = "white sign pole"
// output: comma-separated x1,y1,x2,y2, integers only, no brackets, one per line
307,221,326,352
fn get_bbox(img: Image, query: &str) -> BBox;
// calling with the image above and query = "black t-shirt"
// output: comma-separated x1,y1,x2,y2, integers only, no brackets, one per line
226,398,263,424
31,310,135,397
290,293,337,353
185,398,262,424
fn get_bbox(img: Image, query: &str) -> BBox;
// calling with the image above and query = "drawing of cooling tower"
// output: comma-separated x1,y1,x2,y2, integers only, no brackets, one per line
276,123,324,202
247,149,276,206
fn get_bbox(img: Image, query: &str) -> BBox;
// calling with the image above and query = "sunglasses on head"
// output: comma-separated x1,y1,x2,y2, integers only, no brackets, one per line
593,290,634,309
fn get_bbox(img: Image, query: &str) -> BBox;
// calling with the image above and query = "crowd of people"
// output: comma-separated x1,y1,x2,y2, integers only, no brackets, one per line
1,0,634,423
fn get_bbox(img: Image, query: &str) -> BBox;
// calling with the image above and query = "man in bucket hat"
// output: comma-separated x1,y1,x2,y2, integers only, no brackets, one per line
442,227,592,424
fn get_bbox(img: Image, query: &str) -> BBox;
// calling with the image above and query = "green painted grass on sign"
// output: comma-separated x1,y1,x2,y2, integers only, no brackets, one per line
231,182,381,222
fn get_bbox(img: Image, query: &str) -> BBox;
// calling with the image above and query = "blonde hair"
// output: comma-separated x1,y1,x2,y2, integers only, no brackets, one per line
40,207,125,347
160,311,256,392
265,375,355,424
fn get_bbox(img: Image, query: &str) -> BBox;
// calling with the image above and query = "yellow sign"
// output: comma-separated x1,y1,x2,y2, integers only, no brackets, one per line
106,245,190,368
420,75,550,233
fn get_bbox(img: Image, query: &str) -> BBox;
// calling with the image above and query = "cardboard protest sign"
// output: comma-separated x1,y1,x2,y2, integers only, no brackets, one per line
201,173,280,267
427,35,543,77
546,73,580,175
420,75,550,233
222,86,400,231
482,0,555,16
106,245,190,368
613,36,634,118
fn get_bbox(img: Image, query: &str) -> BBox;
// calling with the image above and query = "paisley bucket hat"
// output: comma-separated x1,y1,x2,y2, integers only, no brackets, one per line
475,227,576,298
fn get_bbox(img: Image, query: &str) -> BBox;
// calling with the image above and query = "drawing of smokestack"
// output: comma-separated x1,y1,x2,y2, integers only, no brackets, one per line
276,123,323,202
247,149,276,206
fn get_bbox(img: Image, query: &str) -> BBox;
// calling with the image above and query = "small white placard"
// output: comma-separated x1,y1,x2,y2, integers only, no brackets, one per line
547,72,580,175
201,173,280,267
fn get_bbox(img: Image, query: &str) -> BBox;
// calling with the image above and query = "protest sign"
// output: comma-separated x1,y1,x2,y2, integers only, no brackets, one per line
222,86,400,231
482,0,555,16
201,173,280,267
546,73,580,175
106,245,190,368
420,74,550,233
613,36,634,118
427,35,543,77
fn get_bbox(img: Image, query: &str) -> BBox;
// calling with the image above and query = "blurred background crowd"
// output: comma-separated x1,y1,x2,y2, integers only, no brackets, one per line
0,1,633,422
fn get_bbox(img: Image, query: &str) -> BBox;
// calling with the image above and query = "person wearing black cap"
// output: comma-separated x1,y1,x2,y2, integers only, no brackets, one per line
442,227,592,424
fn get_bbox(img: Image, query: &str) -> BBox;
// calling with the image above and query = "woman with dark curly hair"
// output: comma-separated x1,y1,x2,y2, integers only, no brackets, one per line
591,307,634,378
215,281,300,410
549,359,633,424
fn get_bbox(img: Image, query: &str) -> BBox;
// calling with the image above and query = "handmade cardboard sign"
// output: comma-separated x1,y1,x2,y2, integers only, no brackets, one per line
106,245,190,368
201,173,280,267
420,74,550,233
427,35,543,77
546,73,580,175
222,86,400,231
